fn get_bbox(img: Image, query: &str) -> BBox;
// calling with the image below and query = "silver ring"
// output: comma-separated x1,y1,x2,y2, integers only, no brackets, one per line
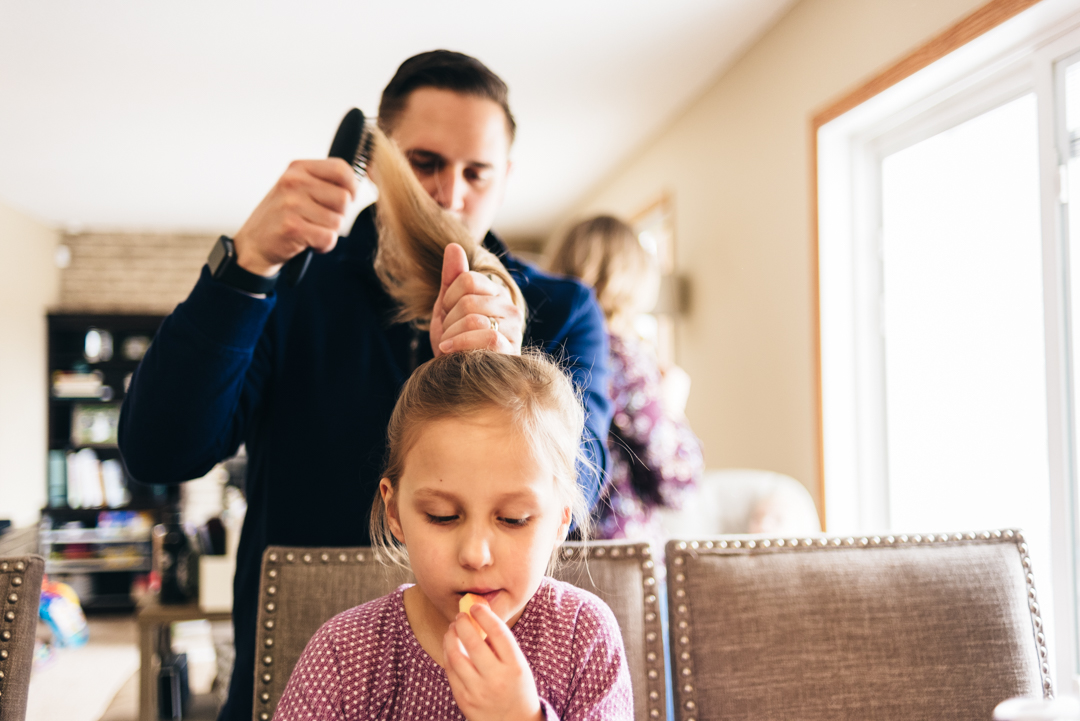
488,316,499,332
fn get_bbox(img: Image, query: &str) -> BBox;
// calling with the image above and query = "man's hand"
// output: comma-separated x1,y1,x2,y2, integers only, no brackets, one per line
232,159,358,277
443,603,543,721
430,244,523,356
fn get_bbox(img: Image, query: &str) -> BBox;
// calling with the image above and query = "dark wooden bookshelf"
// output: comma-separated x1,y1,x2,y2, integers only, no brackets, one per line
45,313,170,609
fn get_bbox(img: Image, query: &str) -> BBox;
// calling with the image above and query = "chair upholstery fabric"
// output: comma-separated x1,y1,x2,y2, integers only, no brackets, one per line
0,556,45,721
252,540,663,721
665,530,1050,721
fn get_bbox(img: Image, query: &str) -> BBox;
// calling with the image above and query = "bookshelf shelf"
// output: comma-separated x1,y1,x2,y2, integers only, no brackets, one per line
45,313,168,608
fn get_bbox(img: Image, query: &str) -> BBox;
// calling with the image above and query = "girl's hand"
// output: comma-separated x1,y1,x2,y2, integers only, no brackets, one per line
443,603,542,721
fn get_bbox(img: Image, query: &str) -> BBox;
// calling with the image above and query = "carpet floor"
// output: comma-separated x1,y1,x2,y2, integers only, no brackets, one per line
26,614,139,721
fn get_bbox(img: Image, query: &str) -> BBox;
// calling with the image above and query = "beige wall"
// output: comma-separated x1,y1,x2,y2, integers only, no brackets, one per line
0,203,60,528
568,0,990,517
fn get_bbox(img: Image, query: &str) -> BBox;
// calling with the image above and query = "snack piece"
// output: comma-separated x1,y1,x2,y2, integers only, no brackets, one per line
459,593,489,641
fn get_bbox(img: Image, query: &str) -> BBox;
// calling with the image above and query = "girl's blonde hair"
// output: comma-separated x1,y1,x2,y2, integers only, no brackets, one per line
371,349,590,570
366,126,525,328
545,215,658,335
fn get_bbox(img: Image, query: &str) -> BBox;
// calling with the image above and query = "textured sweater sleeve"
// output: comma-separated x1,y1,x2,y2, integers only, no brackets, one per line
118,266,275,484
558,596,634,720
273,622,347,721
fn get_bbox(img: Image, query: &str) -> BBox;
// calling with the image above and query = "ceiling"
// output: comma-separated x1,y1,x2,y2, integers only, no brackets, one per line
0,0,796,241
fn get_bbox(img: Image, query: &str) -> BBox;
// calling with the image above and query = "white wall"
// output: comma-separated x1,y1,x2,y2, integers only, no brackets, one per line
0,202,60,528
567,0,992,519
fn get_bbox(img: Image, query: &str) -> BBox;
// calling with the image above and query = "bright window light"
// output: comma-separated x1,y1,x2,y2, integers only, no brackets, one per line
880,93,1052,579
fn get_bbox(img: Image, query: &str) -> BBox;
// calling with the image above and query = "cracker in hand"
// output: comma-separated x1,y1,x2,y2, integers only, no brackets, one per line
459,593,489,641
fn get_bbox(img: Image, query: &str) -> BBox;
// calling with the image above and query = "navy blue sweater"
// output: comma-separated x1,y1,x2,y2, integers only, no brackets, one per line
118,206,612,720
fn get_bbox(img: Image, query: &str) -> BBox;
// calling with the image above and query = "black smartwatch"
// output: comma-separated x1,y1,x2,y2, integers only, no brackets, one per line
207,236,280,295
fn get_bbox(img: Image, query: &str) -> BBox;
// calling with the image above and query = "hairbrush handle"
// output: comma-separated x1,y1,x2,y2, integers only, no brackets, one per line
282,108,369,287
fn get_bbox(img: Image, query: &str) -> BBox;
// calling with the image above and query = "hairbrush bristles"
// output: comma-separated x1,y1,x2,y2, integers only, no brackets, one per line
327,107,374,178
351,125,375,179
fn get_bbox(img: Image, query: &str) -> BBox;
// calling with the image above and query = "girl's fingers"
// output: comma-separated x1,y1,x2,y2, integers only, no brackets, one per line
455,612,512,679
443,625,481,685
469,604,525,666
446,612,540,718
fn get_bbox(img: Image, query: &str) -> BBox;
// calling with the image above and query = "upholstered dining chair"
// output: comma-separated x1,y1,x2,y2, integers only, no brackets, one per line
0,556,45,721
665,529,1051,721
252,540,664,721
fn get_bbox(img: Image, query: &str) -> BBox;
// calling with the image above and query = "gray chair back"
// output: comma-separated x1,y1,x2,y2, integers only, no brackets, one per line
253,540,663,721
0,556,45,721
665,529,1051,721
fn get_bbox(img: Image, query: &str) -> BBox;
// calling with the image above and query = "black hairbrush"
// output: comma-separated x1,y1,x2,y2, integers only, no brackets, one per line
282,108,376,286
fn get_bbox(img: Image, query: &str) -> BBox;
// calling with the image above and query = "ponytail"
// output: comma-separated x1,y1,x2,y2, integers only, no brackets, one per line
367,127,525,328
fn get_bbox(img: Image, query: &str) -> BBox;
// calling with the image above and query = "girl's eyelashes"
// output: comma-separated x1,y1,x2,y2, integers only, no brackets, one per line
420,509,534,527
425,514,458,525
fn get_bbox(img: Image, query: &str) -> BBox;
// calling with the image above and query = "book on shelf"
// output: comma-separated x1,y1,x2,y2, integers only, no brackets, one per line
52,370,106,399
70,403,120,447
63,449,130,509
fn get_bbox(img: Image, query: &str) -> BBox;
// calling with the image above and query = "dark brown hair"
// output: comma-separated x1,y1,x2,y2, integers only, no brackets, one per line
378,50,516,142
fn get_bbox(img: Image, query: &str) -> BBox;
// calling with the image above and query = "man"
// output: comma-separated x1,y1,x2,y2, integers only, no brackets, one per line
118,50,611,720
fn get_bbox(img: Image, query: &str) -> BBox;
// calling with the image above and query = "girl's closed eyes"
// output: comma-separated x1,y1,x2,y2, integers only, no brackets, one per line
424,513,534,528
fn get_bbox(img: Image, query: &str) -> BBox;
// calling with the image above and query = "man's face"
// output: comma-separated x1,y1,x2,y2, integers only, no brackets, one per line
387,87,512,241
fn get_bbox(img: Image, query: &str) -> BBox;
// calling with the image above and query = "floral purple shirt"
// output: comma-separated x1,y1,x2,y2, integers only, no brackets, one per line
273,578,632,721
595,333,704,553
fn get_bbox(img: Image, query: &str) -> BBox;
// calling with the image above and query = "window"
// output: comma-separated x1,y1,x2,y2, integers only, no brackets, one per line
818,2,1080,689
632,194,680,365
880,93,1051,564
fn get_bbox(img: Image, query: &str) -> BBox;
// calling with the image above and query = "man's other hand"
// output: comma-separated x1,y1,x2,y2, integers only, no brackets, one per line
430,244,523,357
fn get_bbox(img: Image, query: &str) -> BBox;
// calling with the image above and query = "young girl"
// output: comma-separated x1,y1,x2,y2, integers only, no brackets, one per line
273,350,633,720
547,215,703,554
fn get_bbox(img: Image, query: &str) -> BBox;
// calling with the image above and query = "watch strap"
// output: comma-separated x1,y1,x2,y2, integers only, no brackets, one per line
208,236,280,295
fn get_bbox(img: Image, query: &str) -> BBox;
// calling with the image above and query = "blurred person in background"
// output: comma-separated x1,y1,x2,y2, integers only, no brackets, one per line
547,215,703,550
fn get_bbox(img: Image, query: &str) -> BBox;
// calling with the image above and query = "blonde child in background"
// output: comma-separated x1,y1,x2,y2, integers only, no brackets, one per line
273,350,632,721
547,215,703,554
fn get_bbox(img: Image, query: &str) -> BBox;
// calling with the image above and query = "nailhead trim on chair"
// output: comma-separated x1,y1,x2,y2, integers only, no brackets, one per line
560,542,665,720
667,545,697,721
667,528,1053,720
257,549,374,720
0,560,26,704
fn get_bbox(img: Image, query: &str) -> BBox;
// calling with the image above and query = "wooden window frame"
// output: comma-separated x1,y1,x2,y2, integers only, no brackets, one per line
809,0,1042,528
